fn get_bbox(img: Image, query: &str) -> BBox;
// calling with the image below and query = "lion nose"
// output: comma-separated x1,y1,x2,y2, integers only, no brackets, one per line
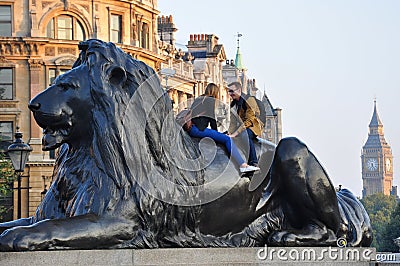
28,102,41,111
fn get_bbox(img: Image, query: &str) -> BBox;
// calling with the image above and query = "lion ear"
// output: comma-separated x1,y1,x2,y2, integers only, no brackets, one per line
108,66,127,87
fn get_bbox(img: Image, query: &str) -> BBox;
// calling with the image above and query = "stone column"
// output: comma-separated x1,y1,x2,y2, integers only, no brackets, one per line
28,59,44,161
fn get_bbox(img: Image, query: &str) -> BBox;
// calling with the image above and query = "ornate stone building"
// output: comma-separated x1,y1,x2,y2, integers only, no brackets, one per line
185,33,231,129
259,93,282,144
361,100,396,198
0,0,165,220
157,15,196,114
186,34,228,100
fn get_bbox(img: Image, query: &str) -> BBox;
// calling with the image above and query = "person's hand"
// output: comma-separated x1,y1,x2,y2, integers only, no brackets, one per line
229,132,239,138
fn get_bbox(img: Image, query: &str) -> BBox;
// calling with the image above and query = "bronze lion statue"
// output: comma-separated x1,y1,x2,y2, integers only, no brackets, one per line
0,39,372,251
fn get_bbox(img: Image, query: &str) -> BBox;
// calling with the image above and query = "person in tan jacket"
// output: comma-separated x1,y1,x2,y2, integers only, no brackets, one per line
181,83,259,173
228,81,264,167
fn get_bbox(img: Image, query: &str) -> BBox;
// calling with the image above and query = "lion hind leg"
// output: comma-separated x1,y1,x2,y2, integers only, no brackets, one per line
274,137,340,233
336,189,373,247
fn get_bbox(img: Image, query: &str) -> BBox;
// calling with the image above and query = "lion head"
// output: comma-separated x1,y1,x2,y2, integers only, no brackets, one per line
29,40,205,246
29,64,93,150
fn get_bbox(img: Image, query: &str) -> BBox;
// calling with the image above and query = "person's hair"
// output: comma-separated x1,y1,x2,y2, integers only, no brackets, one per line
204,83,219,98
228,81,242,91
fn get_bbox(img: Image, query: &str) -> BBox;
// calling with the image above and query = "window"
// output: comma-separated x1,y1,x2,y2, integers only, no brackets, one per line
0,121,13,152
46,18,55,38
0,121,14,221
0,5,11,36
46,15,85,40
57,16,72,40
267,119,272,129
0,68,13,100
0,122,13,142
0,187,13,222
48,68,69,85
48,69,56,84
110,14,122,43
140,22,149,49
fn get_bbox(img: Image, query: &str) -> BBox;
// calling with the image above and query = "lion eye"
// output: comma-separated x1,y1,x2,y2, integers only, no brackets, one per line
59,83,70,91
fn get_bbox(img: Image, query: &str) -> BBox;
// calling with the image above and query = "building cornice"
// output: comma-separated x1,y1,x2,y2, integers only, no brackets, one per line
0,38,165,70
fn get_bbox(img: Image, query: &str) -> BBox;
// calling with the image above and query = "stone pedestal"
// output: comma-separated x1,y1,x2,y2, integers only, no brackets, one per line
0,247,379,265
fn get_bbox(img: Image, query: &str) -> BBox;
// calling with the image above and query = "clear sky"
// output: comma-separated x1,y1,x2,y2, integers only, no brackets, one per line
158,0,400,197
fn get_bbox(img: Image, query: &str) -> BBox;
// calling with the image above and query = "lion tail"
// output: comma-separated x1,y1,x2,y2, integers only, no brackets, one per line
336,188,373,247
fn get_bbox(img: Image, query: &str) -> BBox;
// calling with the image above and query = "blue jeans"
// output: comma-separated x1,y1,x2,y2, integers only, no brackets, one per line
238,128,258,166
188,125,245,166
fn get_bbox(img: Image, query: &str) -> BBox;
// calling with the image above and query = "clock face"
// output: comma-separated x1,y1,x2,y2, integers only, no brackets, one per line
367,158,378,171
386,158,391,171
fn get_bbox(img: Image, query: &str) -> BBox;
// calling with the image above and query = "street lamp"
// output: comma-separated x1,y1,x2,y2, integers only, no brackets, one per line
7,128,32,219
160,68,176,92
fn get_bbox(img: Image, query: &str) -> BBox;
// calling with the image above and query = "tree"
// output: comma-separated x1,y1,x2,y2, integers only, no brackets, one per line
0,151,15,222
380,202,400,252
360,193,397,251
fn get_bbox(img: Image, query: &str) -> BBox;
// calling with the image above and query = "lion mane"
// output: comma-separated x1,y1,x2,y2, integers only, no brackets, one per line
33,39,207,248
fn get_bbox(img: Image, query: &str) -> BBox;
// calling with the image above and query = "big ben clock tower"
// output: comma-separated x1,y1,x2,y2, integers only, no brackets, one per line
361,100,395,198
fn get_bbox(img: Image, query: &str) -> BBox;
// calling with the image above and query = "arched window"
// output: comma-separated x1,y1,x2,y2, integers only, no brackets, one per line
46,15,85,40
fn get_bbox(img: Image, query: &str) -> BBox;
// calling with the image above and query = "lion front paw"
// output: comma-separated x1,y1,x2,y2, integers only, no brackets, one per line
0,230,18,251
0,227,42,251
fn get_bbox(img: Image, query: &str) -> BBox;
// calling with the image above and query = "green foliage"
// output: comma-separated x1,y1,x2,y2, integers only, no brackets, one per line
379,202,400,252
0,152,15,221
361,193,397,251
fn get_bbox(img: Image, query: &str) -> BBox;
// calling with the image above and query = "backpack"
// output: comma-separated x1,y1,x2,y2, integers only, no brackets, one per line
243,95,267,125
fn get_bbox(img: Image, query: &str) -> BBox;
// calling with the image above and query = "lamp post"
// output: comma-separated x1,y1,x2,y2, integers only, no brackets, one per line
160,68,176,92
7,128,32,219
160,68,176,110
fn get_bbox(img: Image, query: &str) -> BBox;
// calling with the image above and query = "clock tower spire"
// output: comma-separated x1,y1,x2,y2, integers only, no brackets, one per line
369,99,383,135
361,100,396,198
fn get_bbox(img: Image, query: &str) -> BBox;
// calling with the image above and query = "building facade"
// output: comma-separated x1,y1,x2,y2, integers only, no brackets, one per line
185,33,231,130
157,15,196,114
0,0,165,220
361,100,396,198
1,1,283,220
